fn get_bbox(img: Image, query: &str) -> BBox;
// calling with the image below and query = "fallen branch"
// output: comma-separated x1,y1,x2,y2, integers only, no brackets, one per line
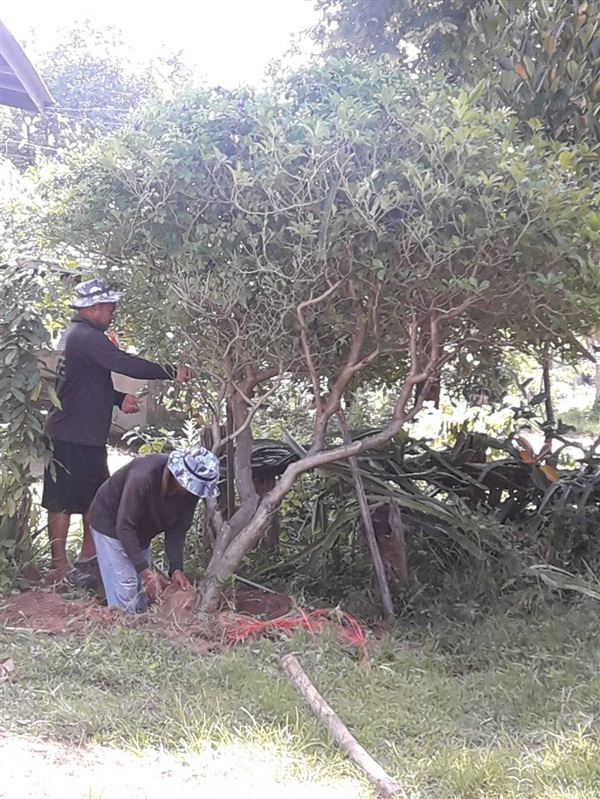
280,653,402,798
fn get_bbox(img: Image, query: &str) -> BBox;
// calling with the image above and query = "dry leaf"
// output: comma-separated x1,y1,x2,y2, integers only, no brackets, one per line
540,464,559,482
516,436,535,456
514,63,528,80
0,658,15,681
518,450,536,464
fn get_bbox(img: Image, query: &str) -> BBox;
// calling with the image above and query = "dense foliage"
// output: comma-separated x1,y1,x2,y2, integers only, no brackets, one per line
310,0,600,142
0,264,53,589
31,58,599,606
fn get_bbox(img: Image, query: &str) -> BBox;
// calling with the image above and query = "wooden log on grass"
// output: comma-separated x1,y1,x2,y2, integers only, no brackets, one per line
280,653,402,798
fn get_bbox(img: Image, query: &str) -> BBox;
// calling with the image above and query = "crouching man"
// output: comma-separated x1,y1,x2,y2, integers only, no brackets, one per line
88,445,220,612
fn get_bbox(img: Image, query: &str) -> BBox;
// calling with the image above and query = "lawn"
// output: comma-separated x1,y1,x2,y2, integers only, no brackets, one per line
1,601,599,798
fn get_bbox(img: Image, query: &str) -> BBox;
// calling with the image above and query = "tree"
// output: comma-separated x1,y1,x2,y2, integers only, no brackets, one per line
310,0,600,142
33,60,599,610
0,20,193,171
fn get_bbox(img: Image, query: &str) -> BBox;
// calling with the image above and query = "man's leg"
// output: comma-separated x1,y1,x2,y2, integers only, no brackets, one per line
47,511,71,574
43,440,82,574
79,513,97,561
69,513,104,597
70,444,108,584
91,528,150,613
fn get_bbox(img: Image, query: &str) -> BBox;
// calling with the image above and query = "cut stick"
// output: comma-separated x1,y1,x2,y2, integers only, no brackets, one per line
338,409,395,619
280,653,402,798
387,500,408,589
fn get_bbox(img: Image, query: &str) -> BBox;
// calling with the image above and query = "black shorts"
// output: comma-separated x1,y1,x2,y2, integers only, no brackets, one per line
41,439,110,515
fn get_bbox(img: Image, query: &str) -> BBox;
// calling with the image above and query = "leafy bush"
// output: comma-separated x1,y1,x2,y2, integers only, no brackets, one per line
0,263,52,590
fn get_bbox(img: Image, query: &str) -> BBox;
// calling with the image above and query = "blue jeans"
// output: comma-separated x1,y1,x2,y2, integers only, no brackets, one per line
91,527,151,613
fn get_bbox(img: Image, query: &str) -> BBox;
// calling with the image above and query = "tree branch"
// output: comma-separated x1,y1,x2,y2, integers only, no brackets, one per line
297,280,342,416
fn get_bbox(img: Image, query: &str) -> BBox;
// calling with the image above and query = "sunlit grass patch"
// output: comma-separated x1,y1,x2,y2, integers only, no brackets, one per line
0,731,372,799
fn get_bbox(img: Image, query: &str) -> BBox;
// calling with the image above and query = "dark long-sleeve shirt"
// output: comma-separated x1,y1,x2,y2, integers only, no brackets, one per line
44,316,175,446
88,454,199,574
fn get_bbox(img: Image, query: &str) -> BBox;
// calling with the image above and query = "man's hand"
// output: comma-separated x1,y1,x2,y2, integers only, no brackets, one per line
140,567,170,603
171,570,192,591
121,394,141,414
176,365,195,382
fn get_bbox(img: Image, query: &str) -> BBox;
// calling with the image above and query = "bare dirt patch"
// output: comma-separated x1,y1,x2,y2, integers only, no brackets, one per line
0,585,294,654
0,590,123,636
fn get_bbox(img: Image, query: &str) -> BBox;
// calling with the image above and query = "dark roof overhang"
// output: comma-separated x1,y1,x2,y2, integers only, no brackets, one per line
0,19,54,113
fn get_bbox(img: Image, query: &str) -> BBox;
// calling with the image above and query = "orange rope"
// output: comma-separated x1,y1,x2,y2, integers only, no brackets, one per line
221,608,370,666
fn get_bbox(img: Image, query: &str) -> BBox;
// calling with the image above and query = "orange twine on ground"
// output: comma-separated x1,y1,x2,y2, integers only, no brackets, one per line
221,608,370,666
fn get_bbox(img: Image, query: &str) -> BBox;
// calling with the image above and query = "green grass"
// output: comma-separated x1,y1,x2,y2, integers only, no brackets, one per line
556,404,600,437
1,604,600,798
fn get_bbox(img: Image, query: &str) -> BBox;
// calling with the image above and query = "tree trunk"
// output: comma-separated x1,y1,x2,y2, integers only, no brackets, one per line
255,474,280,551
541,351,555,428
387,501,408,589
225,400,236,519
541,349,556,464
198,495,279,612
196,391,422,613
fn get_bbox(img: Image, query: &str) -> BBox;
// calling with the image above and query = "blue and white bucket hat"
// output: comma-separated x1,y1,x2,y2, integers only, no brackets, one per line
167,445,221,498
70,278,124,308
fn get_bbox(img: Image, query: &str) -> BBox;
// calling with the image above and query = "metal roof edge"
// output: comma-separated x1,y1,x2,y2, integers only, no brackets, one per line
0,19,55,113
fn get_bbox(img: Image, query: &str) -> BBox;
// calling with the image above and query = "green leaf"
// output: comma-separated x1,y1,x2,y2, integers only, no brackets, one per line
558,151,573,170
47,386,62,409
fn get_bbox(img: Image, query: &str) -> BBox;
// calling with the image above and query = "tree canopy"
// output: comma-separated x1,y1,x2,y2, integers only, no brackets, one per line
310,0,600,142
39,59,599,367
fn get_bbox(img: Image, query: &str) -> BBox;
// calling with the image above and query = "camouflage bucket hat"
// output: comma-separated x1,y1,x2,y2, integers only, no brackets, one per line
69,278,124,308
167,445,221,498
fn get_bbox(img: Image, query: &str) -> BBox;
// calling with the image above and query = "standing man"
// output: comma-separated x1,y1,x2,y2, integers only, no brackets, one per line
42,277,193,583
88,445,220,611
